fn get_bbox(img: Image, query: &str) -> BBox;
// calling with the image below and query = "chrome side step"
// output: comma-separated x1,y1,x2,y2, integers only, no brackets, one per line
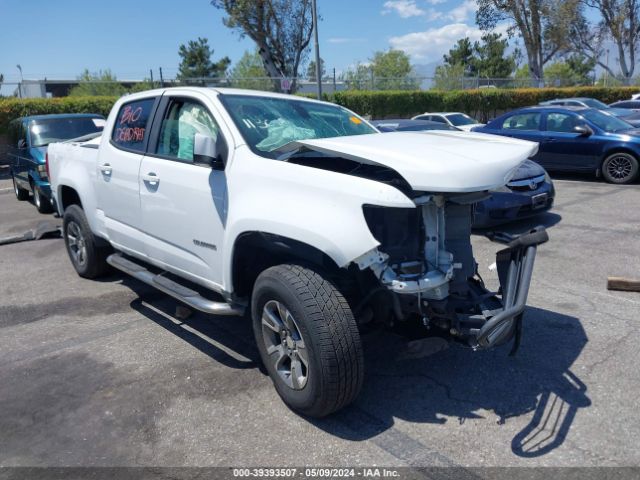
107,253,244,316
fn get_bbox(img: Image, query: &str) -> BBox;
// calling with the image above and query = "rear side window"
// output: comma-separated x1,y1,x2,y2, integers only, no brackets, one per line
111,98,155,152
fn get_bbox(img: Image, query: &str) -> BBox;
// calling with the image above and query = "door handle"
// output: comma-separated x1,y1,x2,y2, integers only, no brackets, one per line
100,163,112,176
142,172,160,186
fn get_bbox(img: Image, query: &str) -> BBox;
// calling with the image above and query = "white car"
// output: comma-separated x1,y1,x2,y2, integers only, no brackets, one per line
412,112,484,131
47,87,546,417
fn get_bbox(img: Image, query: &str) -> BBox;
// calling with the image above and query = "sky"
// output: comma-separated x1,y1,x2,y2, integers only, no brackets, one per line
0,0,493,88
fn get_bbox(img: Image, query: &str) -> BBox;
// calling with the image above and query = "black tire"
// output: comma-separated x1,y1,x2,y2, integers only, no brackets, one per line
32,182,53,214
252,264,364,417
63,204,110,279
12,175,29,201
601,152,639,184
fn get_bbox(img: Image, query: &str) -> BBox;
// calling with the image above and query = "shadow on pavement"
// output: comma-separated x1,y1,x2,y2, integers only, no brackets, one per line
106,238,587,460
312,306,589,459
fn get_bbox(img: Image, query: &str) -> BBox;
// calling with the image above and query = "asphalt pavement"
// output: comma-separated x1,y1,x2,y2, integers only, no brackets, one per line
1,168,639,469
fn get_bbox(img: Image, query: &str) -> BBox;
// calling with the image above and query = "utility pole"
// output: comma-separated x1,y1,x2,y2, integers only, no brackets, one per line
150,69,154,88
16,64,23,99
311,0,322,99
333,67,336,93
159,67,165,88
604,49,610,87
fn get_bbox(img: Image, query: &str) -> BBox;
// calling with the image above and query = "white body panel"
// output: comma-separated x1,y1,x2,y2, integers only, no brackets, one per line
49,87,538,297
293,131,537,192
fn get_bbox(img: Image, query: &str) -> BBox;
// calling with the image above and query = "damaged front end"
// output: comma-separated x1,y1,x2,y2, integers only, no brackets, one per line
355,193,548,352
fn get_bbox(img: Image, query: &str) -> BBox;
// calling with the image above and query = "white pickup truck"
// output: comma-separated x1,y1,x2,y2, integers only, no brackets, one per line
48,87,548,417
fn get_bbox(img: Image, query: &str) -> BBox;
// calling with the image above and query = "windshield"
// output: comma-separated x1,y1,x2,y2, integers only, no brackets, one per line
30,117,104,147
581,99,609,109
220,94,376,157
582,109,633,132
445,113,477,126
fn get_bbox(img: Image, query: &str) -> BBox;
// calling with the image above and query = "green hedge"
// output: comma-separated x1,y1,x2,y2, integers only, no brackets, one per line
326,86,640,120
0,96,117,133
2,87,640,133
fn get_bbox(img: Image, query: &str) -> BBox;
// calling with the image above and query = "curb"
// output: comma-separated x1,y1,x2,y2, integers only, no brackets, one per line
0,187,12,196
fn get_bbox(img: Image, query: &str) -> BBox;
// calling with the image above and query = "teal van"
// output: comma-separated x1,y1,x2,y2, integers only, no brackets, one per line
8,114,105,213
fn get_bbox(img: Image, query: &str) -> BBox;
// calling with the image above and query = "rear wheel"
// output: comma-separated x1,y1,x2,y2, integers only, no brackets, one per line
32,182,53,213
12,175,29,201
63,205,110,278
602,152,639,184
252,264,364,417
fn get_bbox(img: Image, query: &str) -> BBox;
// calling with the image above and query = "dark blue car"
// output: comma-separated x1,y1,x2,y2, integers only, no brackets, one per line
8,114,105,212
473,106,640,184
374,119,555,227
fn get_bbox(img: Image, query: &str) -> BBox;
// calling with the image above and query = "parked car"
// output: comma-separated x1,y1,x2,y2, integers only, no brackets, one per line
411,112,484,131
7,114,105,212
372,119,460,132
473,106,640,184
538,97,640,125
609,100,640,111
374,120,555,226
48,87,548,417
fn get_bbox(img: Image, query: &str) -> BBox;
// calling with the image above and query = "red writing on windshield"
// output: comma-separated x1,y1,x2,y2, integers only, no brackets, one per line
115,127,145,143
119,105,143,125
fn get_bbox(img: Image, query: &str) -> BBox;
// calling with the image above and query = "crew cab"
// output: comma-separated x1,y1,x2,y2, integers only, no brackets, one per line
48,88,548,417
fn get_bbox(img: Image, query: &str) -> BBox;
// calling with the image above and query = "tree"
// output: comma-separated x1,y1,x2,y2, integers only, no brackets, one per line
177,37,230,84
306,58,325,81
571,0,640,85
473,33,517,78
433,63,466,90
69,69,126,97
129,79,157,93
370,49,418,90
477,0,579,85
211,0,313,92
230,50,273,90
443,38,475,75
343,63,373,90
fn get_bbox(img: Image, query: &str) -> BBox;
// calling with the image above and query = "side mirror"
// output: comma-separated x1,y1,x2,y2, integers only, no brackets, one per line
17,139,27,149
574,124,593,136
193,133,224,169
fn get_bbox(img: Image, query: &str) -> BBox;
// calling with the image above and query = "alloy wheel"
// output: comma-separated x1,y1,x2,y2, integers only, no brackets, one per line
261,300,309,390
606,155,633,181
66,221,88,268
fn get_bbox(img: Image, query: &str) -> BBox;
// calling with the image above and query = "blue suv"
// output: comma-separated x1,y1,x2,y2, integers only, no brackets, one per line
8,114,104,212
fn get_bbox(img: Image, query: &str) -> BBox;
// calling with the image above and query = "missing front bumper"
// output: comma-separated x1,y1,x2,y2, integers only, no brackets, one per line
469,226,549,352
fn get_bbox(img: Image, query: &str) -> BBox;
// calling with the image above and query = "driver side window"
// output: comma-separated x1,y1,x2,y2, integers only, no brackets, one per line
157,99,221,162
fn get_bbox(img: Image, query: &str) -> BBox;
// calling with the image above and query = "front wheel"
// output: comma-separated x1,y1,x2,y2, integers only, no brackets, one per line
602,152,639,184
12,175,29,201
252,264,364,417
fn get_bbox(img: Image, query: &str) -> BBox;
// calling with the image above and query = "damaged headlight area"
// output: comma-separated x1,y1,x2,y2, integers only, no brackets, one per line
356,193,548,352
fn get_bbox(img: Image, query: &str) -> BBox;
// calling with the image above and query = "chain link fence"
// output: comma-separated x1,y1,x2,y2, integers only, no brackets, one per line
0,75,609,99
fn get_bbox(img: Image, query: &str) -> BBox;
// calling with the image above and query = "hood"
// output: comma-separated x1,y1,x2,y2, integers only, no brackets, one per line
511,159,546,180
292,131,538,192
29,146,48,163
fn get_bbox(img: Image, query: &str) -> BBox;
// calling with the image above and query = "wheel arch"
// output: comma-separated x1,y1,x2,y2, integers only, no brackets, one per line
230,231,344,298
58,184,83,211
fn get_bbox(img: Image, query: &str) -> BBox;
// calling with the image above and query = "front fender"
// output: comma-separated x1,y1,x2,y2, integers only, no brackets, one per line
221,154,416,292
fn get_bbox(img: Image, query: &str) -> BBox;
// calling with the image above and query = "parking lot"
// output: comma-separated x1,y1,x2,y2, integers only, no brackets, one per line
1,167,639,469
